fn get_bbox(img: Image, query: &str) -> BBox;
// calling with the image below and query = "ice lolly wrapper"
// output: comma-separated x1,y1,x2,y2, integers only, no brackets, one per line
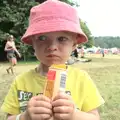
43,64,67,99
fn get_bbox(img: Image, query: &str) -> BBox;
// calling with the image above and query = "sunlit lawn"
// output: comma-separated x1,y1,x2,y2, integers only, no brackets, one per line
0,54,120,120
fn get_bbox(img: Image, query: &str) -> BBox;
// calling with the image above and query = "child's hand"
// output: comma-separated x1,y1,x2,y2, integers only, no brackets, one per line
25,95,53,120
52,92,75,120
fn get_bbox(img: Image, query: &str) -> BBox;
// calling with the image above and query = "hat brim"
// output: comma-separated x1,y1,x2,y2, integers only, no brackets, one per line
21,19,88,45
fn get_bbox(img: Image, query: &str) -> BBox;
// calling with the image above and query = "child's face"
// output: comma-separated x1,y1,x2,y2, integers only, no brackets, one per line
32,31,77,66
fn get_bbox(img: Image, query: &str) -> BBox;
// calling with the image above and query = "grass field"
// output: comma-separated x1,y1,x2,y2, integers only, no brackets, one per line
0,54,120,120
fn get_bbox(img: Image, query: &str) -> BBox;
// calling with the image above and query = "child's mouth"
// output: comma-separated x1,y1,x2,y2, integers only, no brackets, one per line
47,54,58,58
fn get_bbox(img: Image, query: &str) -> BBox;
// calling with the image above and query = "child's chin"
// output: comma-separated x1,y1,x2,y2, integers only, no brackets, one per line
45,61,65,66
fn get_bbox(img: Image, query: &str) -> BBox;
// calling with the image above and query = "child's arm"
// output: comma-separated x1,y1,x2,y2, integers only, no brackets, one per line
52,92,100,120
7,109,99,120
72,108,100,120
7,95,52,120
7,112,27,120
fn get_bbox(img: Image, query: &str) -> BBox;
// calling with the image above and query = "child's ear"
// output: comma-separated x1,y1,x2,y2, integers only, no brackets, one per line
72,34,78,50
31,36,35,49
72,39,77,51
72,43,76,51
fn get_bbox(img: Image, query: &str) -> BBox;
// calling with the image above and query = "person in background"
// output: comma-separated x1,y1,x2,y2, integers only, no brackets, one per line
101,48,105,57
4,35,21,74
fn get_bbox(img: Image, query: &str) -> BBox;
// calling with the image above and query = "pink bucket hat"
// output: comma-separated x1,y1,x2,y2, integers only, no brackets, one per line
21,0,88,45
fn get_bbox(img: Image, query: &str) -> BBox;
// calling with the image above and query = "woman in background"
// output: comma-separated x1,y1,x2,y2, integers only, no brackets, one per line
4,35,21,74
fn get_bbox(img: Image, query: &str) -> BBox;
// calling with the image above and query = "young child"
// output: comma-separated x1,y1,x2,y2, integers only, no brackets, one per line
1,0,104,120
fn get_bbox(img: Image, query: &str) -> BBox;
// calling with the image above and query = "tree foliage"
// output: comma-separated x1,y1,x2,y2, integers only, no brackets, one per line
80,21,94,48
0,0,38,40
94,36,120,48
0,0,93,61
36,0,79,6
0,0,38,61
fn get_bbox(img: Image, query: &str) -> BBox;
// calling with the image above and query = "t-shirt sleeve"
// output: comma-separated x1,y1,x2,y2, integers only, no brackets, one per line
81,72,105,112
1,79,20,115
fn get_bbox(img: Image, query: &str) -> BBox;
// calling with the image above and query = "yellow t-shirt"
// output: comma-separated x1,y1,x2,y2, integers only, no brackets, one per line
1,66,104,114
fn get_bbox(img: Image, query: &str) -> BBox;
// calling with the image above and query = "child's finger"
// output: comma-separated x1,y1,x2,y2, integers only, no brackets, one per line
54,113,72,120
53,92,71,101
53,106,73,113
52,99,73,107
32,107,52,115
34,100,52,109
34,95,51,102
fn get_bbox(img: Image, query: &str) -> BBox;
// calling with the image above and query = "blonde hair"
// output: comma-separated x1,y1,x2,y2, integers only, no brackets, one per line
7,35,14,41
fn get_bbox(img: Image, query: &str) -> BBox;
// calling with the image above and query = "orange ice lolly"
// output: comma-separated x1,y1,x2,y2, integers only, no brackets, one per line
44,64,67,99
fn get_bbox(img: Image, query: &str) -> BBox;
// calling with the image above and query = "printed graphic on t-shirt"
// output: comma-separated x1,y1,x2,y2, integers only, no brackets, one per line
17,90,74,112
18,90,42,112
65,91,71,95
18,90,33,112
18,90,33,101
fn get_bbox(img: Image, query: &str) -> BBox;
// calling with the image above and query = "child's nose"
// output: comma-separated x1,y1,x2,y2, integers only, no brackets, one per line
47,40,58,51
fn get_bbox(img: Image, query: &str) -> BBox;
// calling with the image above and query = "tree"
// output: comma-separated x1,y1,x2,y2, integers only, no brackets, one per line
0,0,38,40
80,21,94,48
0,0,38,61
0,0,93,61
36,0,79,6
94,36,120,48
59,0,79,6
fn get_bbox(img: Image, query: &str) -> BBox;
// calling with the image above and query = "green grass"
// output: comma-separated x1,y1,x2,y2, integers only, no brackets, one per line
18,60,40,65
72,56,120,120
0,55,120,120
88,65,120,120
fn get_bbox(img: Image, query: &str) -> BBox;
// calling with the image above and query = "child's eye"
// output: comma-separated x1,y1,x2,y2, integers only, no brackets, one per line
38,35,47,41
57,37,68,42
